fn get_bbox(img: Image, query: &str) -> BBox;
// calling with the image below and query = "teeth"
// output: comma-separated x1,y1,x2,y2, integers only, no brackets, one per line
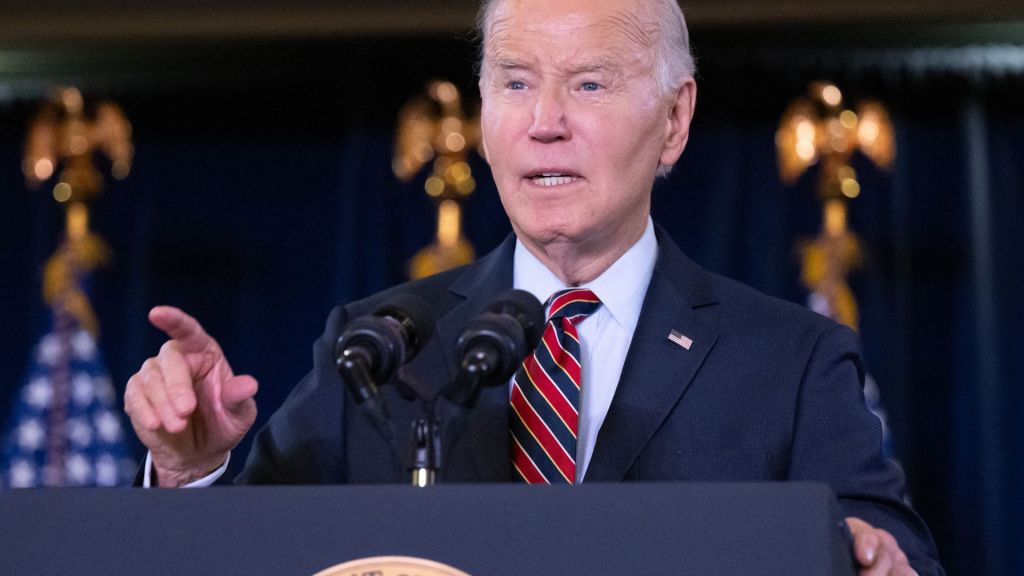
533,174,576,187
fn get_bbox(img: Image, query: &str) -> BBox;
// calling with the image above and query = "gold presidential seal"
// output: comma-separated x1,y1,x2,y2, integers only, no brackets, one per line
313,555,471,576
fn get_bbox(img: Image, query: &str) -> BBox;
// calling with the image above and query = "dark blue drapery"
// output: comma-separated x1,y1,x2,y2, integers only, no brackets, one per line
0,38,1020,575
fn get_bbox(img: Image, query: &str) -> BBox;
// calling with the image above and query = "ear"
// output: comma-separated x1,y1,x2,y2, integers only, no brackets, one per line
659,78,697,167
478,79,492,164
479,123,491,164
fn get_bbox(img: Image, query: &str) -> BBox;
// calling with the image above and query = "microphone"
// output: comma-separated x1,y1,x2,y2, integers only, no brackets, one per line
444,289,545,406
335,294,435,439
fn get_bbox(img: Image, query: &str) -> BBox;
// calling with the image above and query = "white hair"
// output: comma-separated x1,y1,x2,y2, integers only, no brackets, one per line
476,0,696,98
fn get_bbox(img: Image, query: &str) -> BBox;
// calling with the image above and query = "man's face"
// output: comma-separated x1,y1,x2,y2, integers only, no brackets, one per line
480,0,694,259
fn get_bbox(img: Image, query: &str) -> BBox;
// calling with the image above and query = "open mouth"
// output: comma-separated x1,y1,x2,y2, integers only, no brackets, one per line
528,173,581,187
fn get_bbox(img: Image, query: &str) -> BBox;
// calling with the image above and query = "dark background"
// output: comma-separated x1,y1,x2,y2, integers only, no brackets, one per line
1,4,1023,575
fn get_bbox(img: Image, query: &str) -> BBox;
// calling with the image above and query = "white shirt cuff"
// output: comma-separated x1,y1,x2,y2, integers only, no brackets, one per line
142,451,230,488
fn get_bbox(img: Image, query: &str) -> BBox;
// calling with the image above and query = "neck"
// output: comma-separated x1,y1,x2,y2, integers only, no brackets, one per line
517,219,648,286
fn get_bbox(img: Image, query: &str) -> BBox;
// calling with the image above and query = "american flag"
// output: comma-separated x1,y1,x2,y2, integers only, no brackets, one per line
1,311,135,488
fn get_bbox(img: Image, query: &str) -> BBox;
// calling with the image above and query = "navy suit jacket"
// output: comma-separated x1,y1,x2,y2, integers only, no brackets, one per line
237,226,943,575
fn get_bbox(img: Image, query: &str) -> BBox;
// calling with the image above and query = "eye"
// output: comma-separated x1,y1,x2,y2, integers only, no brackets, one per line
507,80,527,90
580,81,602,92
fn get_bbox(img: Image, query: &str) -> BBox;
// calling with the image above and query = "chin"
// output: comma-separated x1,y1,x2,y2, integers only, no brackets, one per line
522,223,591,248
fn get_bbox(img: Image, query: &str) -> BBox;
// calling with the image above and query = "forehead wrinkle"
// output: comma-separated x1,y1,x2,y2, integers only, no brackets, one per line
485,10,512,49
602,9,657,52
484,7,656,67
485,17,587,60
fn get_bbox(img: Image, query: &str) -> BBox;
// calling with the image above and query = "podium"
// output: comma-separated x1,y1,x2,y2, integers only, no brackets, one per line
1,482,855,575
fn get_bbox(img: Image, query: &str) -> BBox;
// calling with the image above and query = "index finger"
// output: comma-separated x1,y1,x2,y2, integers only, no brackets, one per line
149,306,215,353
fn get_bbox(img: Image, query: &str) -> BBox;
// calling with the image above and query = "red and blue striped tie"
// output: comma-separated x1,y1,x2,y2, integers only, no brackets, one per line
510,288,601,484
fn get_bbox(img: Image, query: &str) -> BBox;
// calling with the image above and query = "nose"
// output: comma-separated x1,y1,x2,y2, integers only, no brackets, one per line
527,86,570,143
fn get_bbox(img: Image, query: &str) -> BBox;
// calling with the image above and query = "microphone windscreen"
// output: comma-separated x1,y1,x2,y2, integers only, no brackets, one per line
374,293,436,357
488,289,545,350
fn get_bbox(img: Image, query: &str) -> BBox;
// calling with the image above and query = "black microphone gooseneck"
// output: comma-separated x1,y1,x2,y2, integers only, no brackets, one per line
335,290,543,487
412,290,542,486
334,294,434,445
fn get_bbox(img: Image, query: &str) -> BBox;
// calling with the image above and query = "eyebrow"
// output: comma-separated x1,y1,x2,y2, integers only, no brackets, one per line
566,59,620,75
494,58,530,71
490,56,622,76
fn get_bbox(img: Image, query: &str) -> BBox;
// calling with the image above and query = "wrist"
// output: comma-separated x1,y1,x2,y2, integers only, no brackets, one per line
152,454,228,488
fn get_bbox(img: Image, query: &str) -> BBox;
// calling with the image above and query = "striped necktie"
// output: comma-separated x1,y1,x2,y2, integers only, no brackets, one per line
510,288,601,484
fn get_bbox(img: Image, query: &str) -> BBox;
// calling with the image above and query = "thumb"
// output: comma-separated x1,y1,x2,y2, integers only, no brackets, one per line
222,374,259,413
845,517,879,566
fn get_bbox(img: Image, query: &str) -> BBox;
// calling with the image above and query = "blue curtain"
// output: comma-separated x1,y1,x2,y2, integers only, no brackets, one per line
0,39,1020,576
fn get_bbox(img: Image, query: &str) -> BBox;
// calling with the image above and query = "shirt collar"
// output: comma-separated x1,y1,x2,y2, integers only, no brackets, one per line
513,217,658,333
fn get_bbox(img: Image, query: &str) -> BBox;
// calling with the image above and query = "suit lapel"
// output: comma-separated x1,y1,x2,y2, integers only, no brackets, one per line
434,235,516,481
584,229,719,482
428,228,720,482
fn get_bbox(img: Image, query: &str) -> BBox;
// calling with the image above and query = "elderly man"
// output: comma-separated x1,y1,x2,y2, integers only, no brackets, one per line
124,0,943,574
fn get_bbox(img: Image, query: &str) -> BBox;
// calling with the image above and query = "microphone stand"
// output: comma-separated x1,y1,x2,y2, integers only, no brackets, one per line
394,369,445,487
343,312,526,487
401,359,489,487
409,413,441,487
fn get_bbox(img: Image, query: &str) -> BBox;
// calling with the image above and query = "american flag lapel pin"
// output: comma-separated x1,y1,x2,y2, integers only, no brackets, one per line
667,329,693,350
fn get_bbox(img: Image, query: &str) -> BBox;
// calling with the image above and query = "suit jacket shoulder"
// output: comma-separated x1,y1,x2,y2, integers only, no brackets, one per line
235,235,516,484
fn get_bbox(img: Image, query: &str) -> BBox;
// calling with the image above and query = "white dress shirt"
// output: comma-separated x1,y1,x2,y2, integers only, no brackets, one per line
145,218,658,487
512,218,658,482
143,451,228,488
